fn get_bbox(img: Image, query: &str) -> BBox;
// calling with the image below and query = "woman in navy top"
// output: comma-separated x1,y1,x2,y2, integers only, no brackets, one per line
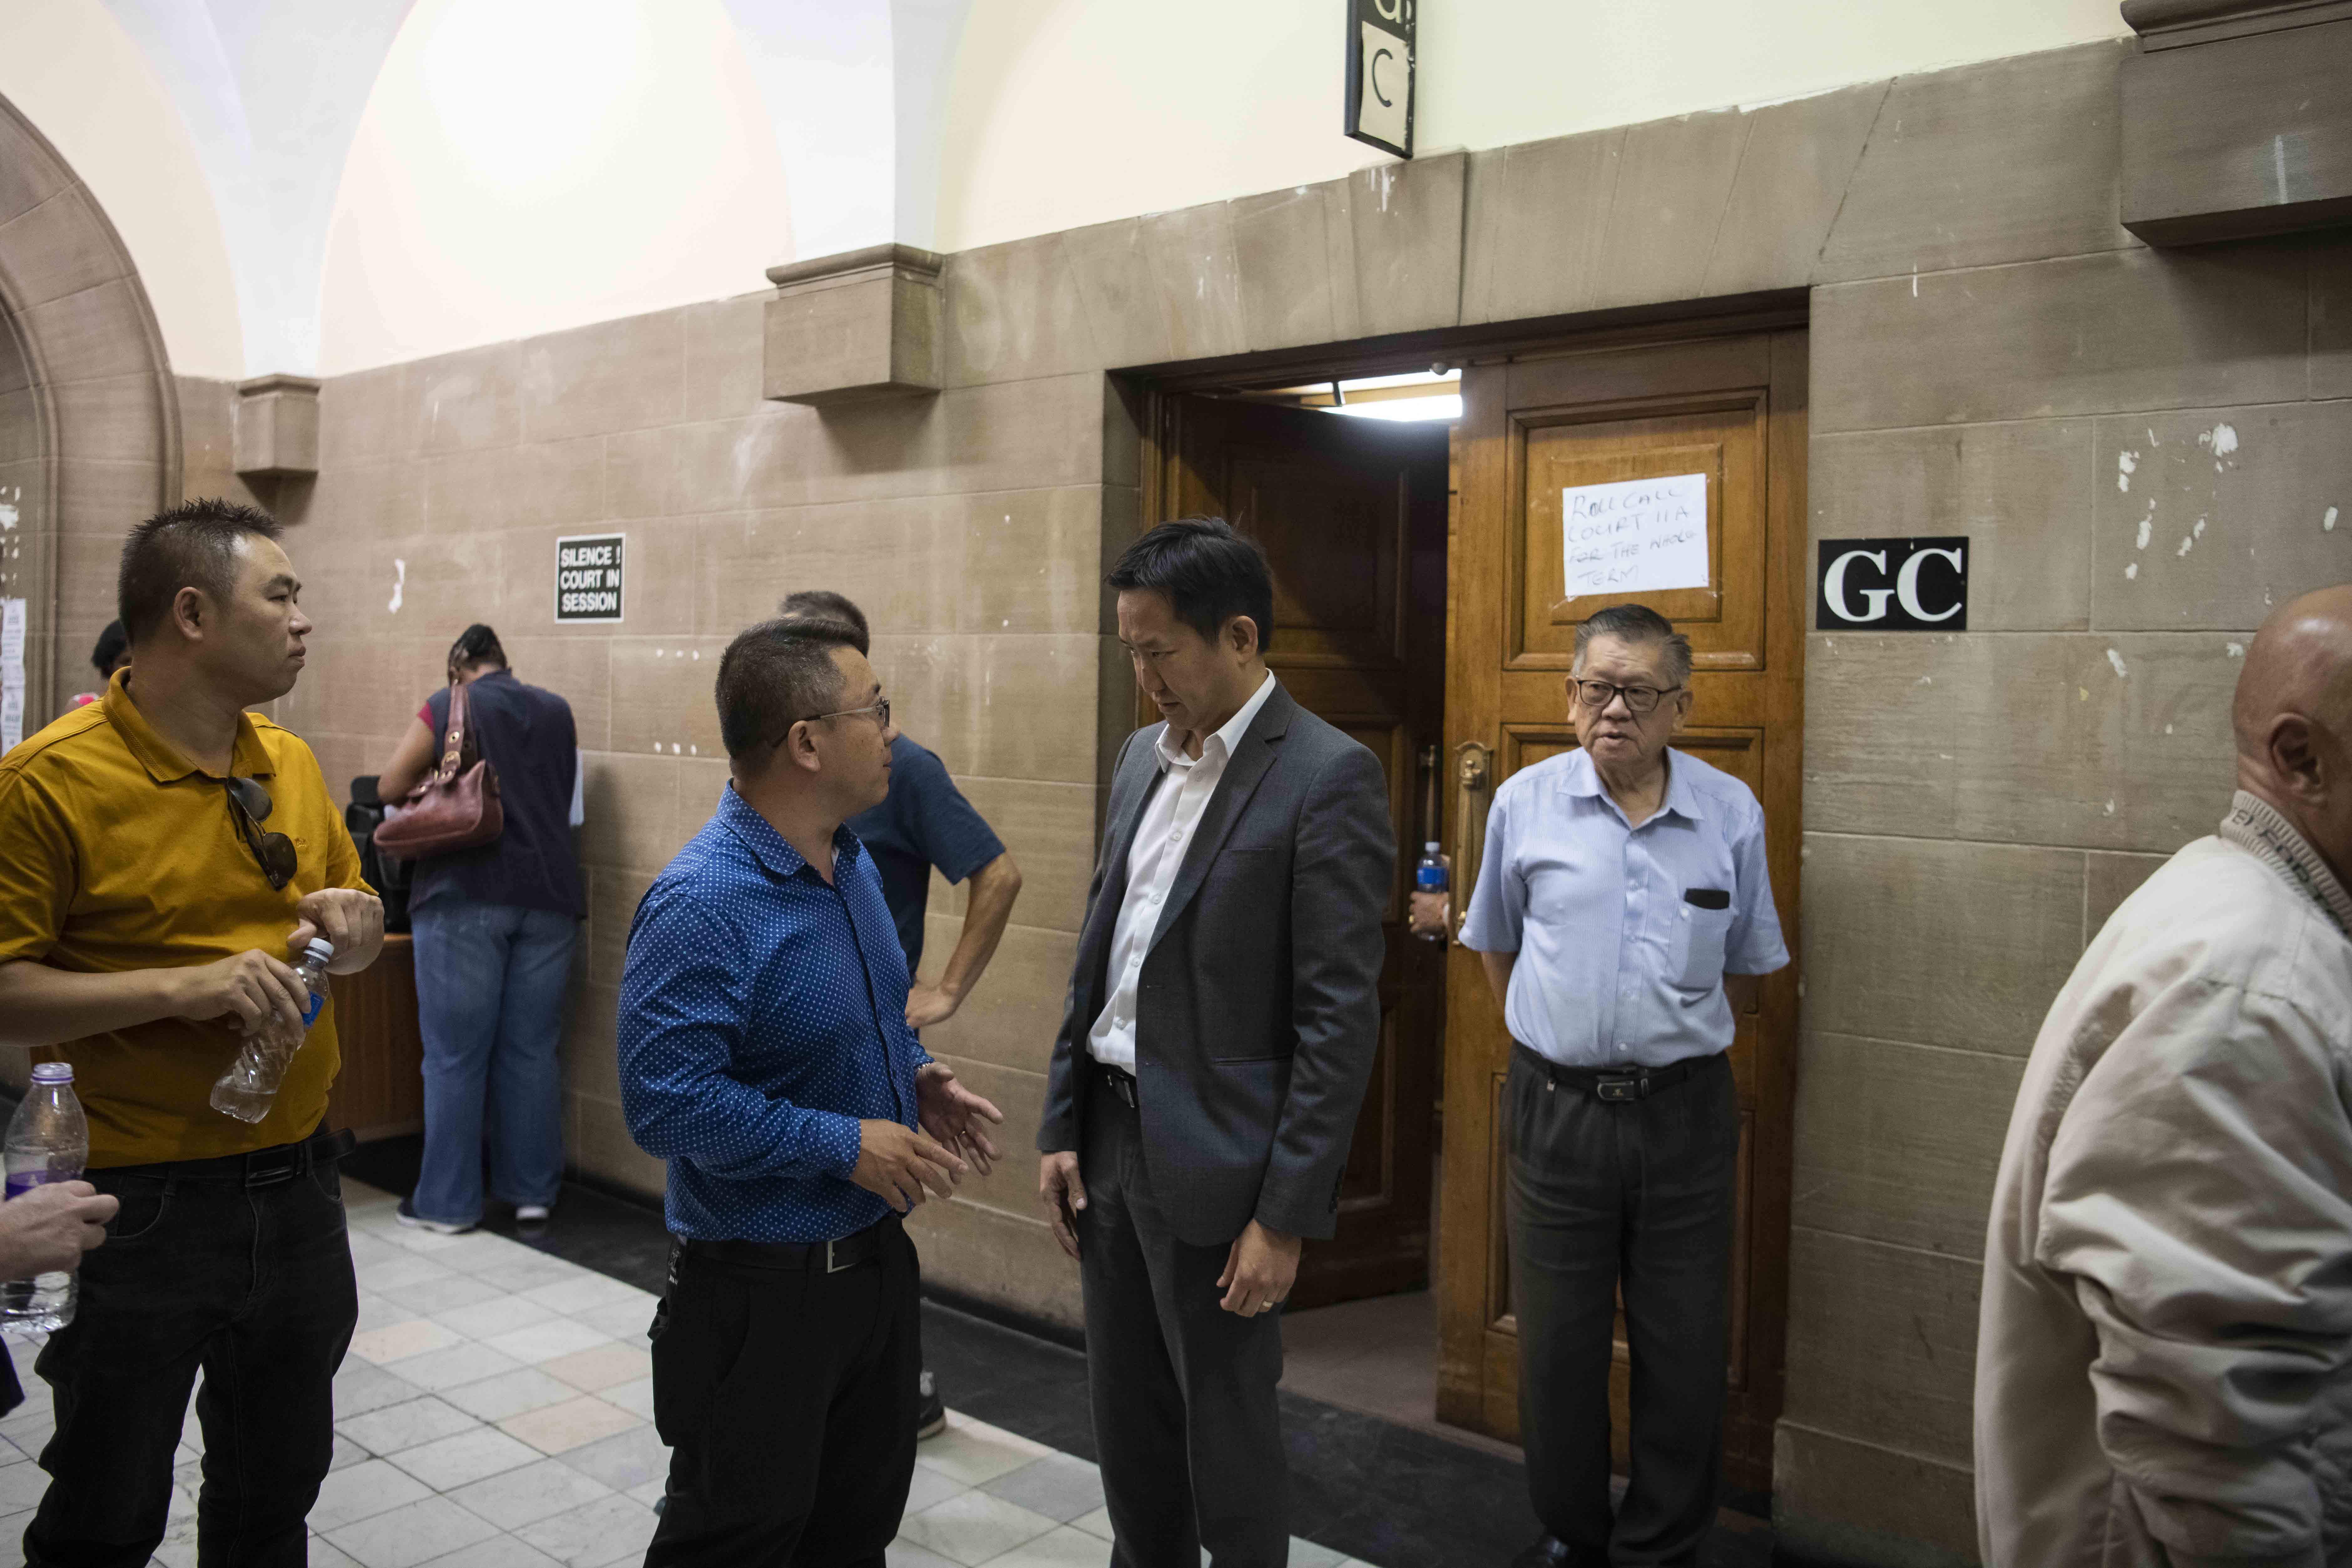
377,625,585,1235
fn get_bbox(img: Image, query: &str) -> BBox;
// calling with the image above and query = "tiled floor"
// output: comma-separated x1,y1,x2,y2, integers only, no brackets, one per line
0,1179,1383,1568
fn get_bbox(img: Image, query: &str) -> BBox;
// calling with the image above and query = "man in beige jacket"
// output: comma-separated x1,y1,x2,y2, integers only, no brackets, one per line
1977,584,2352,1567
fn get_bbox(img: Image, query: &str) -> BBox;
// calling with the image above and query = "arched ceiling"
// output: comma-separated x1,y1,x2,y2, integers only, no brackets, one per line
89,0,971,377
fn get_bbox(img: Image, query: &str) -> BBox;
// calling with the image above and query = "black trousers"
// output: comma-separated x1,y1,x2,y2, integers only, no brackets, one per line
644,1218,921,1568
1077,1070,1288,1568
1505,1046,1740,1568
25,1137,358,1568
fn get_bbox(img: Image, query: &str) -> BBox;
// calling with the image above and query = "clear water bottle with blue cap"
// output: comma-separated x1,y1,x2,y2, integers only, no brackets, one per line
210,937,335,1123
1414,841,1449,942
2,1062,89,1334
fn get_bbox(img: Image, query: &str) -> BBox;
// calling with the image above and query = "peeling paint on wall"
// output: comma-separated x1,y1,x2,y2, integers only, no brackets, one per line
2116,450,2136,493
388,558,406,614
2105,649,2128,679
2327,506,2340,534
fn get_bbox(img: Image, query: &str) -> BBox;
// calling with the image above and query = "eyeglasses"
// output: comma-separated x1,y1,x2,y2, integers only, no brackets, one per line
1570,680,1683,715
223,776,297,890
768,698,891,751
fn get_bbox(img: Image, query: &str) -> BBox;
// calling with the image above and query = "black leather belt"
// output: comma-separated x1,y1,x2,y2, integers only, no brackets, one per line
99,1125,357,1188
1513,1042,1715,1103
1095,1061,1139,1109
679,1213,901,1275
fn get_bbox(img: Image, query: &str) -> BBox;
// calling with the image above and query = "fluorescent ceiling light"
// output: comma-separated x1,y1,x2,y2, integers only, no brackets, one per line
1327,394,1463,422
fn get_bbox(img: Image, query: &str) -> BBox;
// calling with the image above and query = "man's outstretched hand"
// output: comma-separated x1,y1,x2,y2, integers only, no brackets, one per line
851,1120,965,1213
915,1062,1004,1176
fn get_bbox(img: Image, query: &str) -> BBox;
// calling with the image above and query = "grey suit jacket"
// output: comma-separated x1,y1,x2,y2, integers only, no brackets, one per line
1037,682,1394,1246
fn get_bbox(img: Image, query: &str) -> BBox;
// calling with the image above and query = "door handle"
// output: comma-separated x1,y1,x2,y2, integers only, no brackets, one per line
1450,740,1493,940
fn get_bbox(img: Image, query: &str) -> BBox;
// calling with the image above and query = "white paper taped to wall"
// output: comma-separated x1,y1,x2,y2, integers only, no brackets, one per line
0,597,24,753
1562,473,1710,598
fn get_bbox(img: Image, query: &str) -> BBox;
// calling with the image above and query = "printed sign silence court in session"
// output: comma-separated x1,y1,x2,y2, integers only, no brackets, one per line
555,534,626,623
1561,472,1711,599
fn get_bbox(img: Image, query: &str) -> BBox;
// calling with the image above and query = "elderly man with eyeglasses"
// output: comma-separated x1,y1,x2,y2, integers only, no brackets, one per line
0,498,382,1568
1456,603,1787,1568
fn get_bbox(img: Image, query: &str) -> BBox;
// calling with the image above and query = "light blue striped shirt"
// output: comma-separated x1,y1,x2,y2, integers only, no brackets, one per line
1459,748,1787,1069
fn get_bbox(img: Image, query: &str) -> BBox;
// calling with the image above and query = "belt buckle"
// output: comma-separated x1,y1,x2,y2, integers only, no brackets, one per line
826,1237,849,1274
1595,1075,1643,1104
244,1149,301,1187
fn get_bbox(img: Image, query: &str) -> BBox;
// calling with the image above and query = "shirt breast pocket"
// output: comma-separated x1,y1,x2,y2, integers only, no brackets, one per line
1669,899,1733,989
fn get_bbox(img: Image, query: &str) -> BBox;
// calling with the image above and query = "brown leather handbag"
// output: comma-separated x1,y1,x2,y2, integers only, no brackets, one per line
375,679,503,859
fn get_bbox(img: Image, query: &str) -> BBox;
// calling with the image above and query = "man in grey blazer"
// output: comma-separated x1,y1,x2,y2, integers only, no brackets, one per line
1037,517,1393,1567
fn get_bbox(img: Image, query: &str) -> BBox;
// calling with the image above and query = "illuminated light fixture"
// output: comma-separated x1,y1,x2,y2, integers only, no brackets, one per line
1328,394,1463,422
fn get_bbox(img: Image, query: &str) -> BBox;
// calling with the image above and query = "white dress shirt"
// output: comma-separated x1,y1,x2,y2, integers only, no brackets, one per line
1086,671,1279,1070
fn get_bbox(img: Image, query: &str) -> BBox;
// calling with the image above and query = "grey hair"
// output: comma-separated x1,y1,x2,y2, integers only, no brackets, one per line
1572,603,1692,687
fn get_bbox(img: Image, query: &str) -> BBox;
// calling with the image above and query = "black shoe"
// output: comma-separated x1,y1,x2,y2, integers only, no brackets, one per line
1511,1537,1607,1568
514,1203,551,1240
915,1369,947,1440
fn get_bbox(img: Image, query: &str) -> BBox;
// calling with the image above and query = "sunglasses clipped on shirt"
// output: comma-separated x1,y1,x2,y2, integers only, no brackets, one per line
223,775,298,890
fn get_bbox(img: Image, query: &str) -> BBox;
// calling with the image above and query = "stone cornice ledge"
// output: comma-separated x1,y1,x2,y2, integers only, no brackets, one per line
765,243,944,294
2123,0,2352,48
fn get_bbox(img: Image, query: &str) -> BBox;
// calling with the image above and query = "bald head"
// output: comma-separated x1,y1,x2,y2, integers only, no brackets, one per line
2234,584,2352,875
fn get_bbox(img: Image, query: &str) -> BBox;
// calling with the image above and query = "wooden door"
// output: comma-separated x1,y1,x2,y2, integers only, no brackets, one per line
1158,394,1448,1309
1433,332,1806,1494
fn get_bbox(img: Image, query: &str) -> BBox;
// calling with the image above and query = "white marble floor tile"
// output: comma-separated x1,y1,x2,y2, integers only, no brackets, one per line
387,1427,544,1492
884,1542,965,1568
539,1342,650,1394
337,1395,480,1458
350,1320,467,1366
415,1536,568,1568
445,1456,614,1532
903,1462,968,1515
974,1524,1111,1568
511,1493,659,1568
332,1358,427,1418
389,1343,528,1394
1286,1540,1346,1568
330,1433,371,1472
497,1396,639,1456
439,1368,581,1424
471,1258,594,1297
914,1415,1056,1488
308,1537,368,1568
481,1320,612,1367
356,1256,460,1295
551,1422,668,1492
376,1275,509,1317
0,1464,45,1513
307,1457,437,1532
414,1533,569,1568
1068,1507,1113,1541
978,1454,1102,1524
353,1293,416,1333
895,1491,1060,1568
326,1493,503,1568
418,1234,537,1274
596,1375,654,1422
519,1275,649,1316
566,1299,659,1343
433,1297,560,1343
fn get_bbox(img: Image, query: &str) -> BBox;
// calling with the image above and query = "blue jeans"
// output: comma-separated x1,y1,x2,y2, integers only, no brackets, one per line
410,900,581,1224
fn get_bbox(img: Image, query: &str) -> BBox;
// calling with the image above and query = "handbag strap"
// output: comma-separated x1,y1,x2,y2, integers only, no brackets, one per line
435,680,470,784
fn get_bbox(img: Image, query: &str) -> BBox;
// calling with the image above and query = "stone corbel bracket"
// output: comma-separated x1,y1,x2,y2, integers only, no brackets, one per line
2120,0,2352,243
233,373,321,480
762,243,944,406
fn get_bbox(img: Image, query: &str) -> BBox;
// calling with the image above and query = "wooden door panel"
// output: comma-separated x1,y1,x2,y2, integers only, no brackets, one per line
1509,396,1770,672
1159,395,1449,1310
1437,330,1804,1497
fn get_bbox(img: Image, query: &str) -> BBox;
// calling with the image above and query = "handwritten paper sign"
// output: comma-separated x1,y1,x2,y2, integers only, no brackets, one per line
1561,473,1710,598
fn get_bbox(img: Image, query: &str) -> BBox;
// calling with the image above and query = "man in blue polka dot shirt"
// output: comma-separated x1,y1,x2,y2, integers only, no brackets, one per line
619,616,1005,1565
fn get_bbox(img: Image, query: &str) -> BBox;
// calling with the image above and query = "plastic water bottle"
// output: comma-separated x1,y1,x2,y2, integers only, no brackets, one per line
1415,841,1449,942
3,1063,89,1334
209,938,334,1124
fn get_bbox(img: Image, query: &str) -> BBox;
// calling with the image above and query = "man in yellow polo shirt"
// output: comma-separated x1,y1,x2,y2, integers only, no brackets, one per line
0,498,382,1568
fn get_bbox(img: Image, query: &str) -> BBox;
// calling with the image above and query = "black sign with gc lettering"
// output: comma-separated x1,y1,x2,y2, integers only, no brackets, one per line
1815,537,1969,631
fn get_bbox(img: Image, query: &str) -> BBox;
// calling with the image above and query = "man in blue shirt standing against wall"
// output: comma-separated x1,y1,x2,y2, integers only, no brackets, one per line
1459,604,1787,1568
619,616,1004,1565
